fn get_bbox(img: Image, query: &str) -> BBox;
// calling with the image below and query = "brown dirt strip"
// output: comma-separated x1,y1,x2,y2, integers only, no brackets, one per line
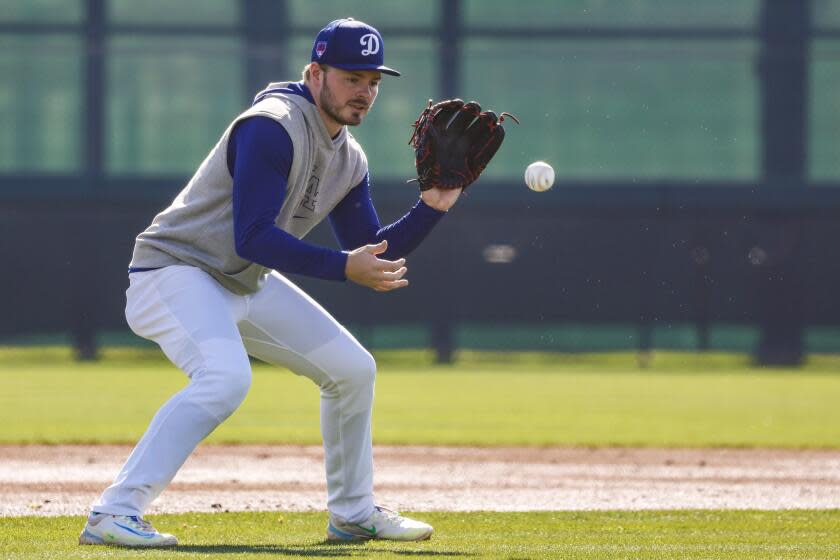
2,445,839,517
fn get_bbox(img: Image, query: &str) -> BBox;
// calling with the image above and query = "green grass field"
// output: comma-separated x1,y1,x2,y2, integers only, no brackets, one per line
2,347,839,559
1,511,839,560
1,347,839,447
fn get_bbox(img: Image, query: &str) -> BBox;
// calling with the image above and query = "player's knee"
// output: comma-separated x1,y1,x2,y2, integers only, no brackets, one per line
195,366,251,421
316,340,375,398
191,344,252,420
342,348,377,390
223,366,252,408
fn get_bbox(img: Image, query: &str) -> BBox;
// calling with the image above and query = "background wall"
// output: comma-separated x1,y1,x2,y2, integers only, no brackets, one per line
1,0,839,363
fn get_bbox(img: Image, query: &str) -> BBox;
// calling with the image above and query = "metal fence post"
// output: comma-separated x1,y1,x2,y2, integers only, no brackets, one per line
242,0,288,102
755,0,810,365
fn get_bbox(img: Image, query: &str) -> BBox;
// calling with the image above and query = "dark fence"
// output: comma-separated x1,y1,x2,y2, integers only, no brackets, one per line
3,182,839,364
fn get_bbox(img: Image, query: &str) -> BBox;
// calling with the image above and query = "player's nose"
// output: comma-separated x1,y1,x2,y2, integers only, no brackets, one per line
359,84,375,99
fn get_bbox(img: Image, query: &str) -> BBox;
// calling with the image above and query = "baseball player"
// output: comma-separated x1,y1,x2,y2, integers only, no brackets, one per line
79,16,512,548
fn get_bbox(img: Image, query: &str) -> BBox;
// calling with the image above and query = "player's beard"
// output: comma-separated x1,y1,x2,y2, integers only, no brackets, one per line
319,79,368,127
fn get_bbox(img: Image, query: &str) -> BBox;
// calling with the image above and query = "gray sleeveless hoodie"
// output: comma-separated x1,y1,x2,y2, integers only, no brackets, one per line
129,82,368,295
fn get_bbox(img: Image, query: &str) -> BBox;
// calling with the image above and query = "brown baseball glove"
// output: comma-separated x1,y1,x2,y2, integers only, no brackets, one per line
409,99,518,191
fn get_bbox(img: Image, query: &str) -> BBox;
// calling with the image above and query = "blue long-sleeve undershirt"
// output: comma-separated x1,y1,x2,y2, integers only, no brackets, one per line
328,174,447,259
227,114,445,282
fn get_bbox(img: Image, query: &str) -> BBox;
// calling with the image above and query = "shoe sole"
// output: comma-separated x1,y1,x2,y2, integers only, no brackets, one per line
326,523,372,542
79,529,177,548
326,525,433,542
78,529,105,545
326,532,433,542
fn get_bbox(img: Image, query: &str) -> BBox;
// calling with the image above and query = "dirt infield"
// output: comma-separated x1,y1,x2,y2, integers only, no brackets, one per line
2,445,840,516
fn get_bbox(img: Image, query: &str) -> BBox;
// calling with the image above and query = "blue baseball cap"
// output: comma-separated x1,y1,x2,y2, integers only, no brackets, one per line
311,18,401,77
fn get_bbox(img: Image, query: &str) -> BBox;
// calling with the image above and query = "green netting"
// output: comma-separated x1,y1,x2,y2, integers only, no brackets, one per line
108,0,240,25
805,327,840,353
455,323,761,353
652,324,699,349
0,0,82,23
462,39,759,180
708,324,760,352
813,0,840,29
106,37,244,176
105,33,431,178
6,324,839,354
289,0,437,29
345,324,430,349
463,0,759,27
0,35,82,173
0,2,827,187
457,323,641,351
810,40,840,180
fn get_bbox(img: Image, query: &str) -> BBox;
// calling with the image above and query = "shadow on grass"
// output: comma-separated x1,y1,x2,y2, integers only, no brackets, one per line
172,542,474,557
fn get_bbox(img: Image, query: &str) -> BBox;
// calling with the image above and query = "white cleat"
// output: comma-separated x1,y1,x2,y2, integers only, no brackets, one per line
327,506,433,542
78,512,178,547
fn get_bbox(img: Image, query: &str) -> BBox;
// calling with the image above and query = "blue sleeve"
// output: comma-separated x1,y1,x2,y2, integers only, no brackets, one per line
328,173,446,259
229,117,348,281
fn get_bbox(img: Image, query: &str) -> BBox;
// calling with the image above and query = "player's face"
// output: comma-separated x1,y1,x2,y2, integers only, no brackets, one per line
319,67,380,127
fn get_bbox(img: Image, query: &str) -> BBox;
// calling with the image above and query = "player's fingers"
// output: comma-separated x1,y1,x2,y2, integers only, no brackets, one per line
366,240,388,255
377,257,406,272
374,278,409,292
382,267,407,281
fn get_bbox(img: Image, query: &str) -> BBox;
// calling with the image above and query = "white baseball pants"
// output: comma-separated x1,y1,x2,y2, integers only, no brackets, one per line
92,265,376,523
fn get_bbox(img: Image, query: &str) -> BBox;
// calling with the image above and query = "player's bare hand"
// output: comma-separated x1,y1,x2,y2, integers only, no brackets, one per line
420,186,462,212
345,240,409,292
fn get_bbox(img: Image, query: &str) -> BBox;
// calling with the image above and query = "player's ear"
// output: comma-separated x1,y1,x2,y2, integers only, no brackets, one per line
311,63,328,85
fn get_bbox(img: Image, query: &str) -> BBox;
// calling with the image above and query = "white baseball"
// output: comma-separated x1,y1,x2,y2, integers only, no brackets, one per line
524,161,555,192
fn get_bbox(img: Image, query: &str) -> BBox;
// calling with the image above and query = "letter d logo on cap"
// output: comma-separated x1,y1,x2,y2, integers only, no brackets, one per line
360,33,380,56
